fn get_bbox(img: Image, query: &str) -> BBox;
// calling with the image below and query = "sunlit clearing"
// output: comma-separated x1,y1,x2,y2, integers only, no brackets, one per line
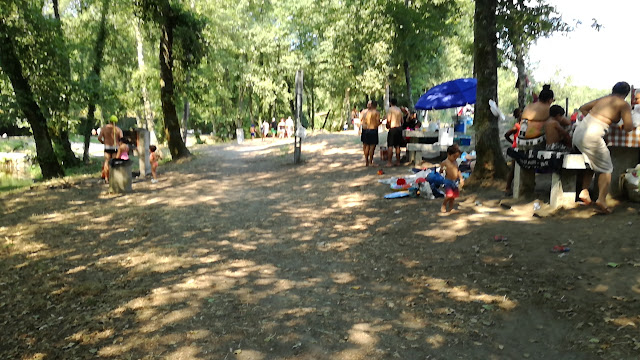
606,316,637,329
331,193,372,209
426,277,517,310
331,272,356,284
590,284,609,293
325,147,361,156
236,349,266,360
426,334,446,349
347,323,391,346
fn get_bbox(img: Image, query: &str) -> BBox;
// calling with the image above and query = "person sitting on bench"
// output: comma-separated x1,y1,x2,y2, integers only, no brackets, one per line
518,85,555,150
545,105,572,152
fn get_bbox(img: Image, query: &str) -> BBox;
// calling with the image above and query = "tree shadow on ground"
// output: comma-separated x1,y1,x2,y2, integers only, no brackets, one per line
1,132,638,359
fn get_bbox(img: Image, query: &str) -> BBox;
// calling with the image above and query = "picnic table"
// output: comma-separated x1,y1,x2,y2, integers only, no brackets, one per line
403,129,472,166
606,125,640,196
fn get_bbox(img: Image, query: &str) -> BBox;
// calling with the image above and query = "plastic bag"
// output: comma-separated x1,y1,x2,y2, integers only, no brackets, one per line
296,120,307,139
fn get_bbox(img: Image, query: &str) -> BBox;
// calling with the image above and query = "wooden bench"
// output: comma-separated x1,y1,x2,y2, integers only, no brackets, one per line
406,143,447,167
509,149,589,209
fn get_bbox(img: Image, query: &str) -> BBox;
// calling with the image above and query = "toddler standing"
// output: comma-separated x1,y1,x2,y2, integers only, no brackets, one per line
149,145,162,183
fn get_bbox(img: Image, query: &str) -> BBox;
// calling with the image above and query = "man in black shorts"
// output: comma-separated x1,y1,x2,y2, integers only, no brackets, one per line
98,115,123,182
360,100,381,166
385,98,404,166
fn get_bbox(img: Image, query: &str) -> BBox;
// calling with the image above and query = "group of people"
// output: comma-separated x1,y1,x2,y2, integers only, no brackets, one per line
259,117,295,140
97,116,161,184
358,98,421,167
505,82,637,214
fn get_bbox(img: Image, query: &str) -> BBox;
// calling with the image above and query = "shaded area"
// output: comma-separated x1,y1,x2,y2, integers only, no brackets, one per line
1,132,639,359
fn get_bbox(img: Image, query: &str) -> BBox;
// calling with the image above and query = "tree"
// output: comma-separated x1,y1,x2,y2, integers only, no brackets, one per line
137,0,205,159
497,0,570,111
50,0,80,166
0,19,64,179
81,0,110,163
471,0,508,180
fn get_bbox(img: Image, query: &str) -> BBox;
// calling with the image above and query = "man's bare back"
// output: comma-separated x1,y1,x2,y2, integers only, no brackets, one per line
386,105,403,128
580,95,633,130
544,120,569,146
363,109,380,129
98,124,122,147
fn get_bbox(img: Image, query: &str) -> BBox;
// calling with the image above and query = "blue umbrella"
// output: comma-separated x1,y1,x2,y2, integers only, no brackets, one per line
415,78,477,110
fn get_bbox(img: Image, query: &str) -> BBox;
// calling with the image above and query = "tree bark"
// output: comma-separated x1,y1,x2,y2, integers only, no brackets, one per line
514,42,527,111
159,20,190,159
0,23,64,179
181,71,191,143
404,59,413,110
134,18,158,144
310,72,315,129
82,0,109,163
470,0,508,180
51,0,79,166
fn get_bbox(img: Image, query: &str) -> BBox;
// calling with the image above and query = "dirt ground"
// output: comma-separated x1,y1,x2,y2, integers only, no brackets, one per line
1,131,639,360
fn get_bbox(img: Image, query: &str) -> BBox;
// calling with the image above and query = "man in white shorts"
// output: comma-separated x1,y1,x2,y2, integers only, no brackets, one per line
574,82,634,214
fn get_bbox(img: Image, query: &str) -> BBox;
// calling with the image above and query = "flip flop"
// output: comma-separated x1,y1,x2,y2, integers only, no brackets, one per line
593,202,612,215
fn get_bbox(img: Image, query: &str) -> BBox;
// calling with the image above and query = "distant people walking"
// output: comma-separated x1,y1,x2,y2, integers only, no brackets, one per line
277,118,286,138
261,120,270,141
360,100,381,167
270,118,277,138
250,123,256,139
285,116,294,138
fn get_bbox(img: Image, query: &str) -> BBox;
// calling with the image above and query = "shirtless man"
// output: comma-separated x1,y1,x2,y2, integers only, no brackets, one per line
574,81,634,214
545,105,572,151
358,101,371,135
360,100,381,166
385,98,404,166
519,85,556,149
98,115,123,183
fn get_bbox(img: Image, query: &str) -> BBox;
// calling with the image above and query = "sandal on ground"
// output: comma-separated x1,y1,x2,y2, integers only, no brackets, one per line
593,202,612,215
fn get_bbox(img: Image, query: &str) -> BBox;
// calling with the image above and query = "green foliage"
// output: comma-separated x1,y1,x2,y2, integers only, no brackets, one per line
497,0,570,63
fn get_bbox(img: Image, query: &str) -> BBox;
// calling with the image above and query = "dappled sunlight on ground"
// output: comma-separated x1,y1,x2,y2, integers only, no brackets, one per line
2,132,640,359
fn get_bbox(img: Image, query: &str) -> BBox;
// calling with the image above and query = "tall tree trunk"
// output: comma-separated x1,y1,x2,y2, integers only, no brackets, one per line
404,59,413,109
82,0,109,163
514,42,527,111
470,0,508,180
344,88,350,130
159,20,190,159
181,71,191,143
51,0,79,166
310,72,315,129
0,24,64,179
134,18,158,144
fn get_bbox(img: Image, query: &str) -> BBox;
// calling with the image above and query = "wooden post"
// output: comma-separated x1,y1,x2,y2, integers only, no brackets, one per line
294,70,303,164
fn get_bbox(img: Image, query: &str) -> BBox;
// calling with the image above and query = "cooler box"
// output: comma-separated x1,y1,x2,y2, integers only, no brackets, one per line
454,121,466,133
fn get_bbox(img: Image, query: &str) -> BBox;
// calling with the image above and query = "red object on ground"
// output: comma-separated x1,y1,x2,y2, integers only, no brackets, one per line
396,178,406,185
377,169,384,175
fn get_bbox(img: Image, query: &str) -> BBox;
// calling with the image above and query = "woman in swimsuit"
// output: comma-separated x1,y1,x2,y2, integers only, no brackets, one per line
116,139,130,161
